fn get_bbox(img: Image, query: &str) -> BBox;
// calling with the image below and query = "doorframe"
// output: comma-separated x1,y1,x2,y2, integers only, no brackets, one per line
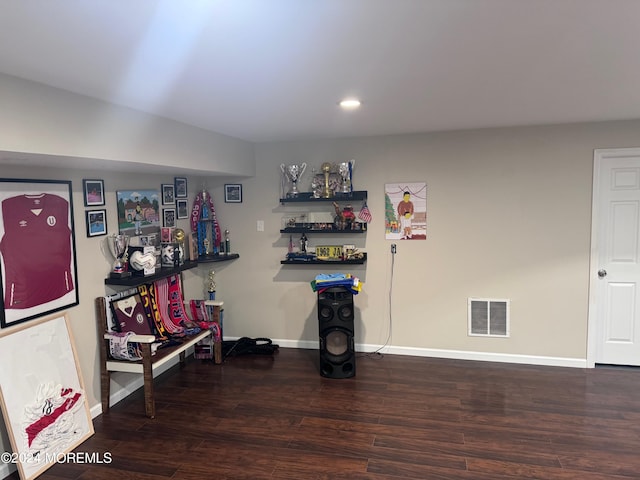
587,147,640,367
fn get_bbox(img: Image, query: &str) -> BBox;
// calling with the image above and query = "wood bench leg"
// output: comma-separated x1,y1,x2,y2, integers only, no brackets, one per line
100,359,111,415
179,350,186,366
141,343,155,418
96,297,112,415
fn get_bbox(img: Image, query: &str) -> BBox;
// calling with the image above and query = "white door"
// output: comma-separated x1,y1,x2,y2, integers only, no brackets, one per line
589,148,640,366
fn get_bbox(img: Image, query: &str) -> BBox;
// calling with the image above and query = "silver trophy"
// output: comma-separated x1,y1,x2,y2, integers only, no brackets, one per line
280,162,307,198
338,159,355,193
107,234,130,277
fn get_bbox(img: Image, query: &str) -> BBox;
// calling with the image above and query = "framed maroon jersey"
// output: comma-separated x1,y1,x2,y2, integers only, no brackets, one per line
0,179,79,328
110,293,154,335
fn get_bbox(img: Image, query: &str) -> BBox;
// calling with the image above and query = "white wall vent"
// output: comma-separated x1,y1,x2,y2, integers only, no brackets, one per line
468,298,510,337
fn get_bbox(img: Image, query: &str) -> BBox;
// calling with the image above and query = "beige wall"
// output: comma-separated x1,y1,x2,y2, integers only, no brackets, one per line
2,73,640,475
0,165,237,469
0,73,255,176
0,75,254,474
219,121,640,364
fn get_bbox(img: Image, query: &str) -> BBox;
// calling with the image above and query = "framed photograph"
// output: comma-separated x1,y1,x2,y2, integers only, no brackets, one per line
116,189,160,237
82,179,105,206
163,208,176,228
0,178,79,328
176,199,189,219
85,209,107,237
162,183,175,205
174,177,188,198
0,313,94,480
384,182,427,241
224,183,242,203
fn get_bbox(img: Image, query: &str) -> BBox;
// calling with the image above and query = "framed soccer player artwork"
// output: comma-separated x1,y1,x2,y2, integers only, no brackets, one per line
116,189,161,238
0,313,94,480
82,178,105,206
0,178,79,328
384,182,427,241
174,176,187,198
162,183,175,205
224,183,242,203
176,199,189,219
85,209,107,237
163,208,176,228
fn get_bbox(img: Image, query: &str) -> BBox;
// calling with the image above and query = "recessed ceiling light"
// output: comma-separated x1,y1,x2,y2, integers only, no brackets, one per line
339,98,362,109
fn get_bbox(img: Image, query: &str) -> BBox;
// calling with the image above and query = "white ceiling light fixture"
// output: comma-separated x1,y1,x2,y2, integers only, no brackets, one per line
339,98,362,110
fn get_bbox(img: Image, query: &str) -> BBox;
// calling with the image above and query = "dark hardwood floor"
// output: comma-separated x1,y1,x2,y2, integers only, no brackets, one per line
6,348,640,479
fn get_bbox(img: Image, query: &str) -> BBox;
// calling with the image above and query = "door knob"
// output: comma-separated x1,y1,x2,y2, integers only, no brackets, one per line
598,269,607,278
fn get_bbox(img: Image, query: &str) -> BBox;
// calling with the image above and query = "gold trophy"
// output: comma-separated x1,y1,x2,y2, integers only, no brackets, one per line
207,270,216,300
321,162,333,198
173,227,186,265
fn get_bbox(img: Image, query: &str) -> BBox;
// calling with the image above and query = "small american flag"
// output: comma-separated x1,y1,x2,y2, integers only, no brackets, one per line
358,202,372,223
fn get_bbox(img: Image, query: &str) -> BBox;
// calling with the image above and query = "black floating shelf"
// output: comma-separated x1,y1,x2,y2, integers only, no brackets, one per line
281,253,367,265
105,260,199,287
279,191,367,203
280,258,367,265
198,253,240,263
280,227,366,234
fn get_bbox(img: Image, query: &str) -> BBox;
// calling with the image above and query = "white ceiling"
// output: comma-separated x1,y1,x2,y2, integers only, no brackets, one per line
1,0,639,143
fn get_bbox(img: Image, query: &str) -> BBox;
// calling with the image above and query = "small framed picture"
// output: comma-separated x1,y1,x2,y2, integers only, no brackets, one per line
82,179,105,206
139,234,157,247
161,227,173,243
163,208,176,228
225,184,242,203
86,209,107,237
176,199,189,219
162,183,175,205
174,177,188,198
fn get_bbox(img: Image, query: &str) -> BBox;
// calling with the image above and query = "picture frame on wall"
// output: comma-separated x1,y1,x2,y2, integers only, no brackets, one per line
174,177,187,198
0,178,79,328
85,209,107,237
162,183,175,205
384,182,427,241
116,189,161,238
82,179,105,206
176,199,189,219
224,183,242,203
163,208,176,227
0,313,94,480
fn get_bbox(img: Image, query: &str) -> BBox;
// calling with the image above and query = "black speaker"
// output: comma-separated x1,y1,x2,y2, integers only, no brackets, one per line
318,287,355,378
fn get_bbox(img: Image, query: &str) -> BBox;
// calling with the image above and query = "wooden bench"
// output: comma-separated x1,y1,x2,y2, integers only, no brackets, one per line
95,296,212,418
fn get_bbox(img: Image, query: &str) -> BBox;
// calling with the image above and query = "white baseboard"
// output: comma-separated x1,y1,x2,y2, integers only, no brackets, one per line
273,338,587,368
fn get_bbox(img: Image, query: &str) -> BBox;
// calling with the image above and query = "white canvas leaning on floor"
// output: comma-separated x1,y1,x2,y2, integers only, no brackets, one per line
0,313,94,480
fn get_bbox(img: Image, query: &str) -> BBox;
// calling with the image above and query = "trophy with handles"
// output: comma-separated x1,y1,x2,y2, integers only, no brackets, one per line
280,162,307,198
338,159,355,193
107,234,130,277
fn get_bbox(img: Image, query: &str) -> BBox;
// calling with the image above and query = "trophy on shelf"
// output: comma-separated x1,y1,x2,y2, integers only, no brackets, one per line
321,162,334,198
224,229,231,254
173,227,186,265
280,162,307,198
338,159,355,194
107,234,131,278
207,270,216,300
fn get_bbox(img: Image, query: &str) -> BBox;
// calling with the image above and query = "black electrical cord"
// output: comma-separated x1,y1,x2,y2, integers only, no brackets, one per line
361,246,395,359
